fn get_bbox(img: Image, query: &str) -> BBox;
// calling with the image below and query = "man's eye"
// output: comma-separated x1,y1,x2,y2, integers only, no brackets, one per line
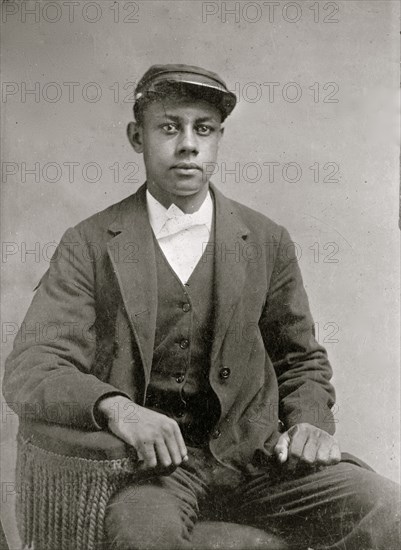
196,125,213,136
161,124,178,134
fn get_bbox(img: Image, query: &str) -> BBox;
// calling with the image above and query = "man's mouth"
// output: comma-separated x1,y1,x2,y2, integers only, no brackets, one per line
171,163,202,171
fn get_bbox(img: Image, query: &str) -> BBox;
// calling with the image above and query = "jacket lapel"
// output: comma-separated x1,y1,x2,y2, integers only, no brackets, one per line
209,184,250,362
106,184,157,384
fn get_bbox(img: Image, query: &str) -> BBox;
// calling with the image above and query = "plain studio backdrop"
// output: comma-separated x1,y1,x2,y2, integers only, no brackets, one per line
1,0,399,547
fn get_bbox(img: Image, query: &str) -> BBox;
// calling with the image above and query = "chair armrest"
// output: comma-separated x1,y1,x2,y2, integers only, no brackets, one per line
16,421,138,550
18,420,133,461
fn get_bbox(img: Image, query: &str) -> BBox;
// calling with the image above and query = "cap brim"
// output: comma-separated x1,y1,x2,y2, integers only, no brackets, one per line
138,74,237,117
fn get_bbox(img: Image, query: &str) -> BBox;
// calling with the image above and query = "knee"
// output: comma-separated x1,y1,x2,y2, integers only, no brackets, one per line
350,469,401,518
104,485,191,550
374,480,401,521
104,501,138,550
105,515,188,550
353,474,401,547
105,518,188,550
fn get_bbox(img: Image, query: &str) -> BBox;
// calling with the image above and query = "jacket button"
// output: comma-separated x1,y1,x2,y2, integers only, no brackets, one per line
175,375,185,384
182,303,191,312
212,429,221,439
179,339,189,349
219,367,231,380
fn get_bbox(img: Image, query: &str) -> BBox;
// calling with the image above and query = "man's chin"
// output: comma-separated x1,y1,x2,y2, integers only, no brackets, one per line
169,176,209,195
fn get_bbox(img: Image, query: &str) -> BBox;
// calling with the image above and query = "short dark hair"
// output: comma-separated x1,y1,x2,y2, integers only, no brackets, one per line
133,81,227,125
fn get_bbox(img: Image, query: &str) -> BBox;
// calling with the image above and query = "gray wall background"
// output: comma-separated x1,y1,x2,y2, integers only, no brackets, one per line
1,1,400,546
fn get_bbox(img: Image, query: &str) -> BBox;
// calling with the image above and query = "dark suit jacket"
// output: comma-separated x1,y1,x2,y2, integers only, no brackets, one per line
3,183,335,470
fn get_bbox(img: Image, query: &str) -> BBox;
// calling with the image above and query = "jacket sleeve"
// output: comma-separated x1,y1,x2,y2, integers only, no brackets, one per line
260,226,336,434
3,226,131,430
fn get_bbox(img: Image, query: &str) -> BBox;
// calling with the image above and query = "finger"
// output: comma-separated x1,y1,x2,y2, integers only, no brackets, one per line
328,442,341,464
154,438,173,468
274,432,291,463
300,435,318,465
172,422,188,461
137,440,157,469
316,440,331,465
288,426,308,463
135,447,145,465
163,428,184,467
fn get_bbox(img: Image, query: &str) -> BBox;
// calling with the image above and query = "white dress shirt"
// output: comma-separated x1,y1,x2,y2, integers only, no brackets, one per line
146,189,213,284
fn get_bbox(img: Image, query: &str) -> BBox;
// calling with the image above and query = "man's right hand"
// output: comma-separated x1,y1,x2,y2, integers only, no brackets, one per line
97,395,188,473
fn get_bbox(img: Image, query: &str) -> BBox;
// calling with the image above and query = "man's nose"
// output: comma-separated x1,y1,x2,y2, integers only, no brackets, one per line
177,128,199,155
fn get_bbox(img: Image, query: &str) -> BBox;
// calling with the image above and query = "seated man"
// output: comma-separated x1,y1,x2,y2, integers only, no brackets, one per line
3,64,400,550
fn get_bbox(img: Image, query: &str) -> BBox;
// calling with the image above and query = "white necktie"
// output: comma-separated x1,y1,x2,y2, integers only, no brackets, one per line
157,203,210,239
147,192,213,283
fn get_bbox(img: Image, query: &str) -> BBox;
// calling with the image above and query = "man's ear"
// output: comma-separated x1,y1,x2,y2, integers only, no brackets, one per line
127,121,144,153
218,127,224,141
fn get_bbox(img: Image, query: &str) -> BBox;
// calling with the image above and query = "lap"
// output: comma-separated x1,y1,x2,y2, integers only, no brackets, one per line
104,452,400,549
231,457,400,548
249,456,395,500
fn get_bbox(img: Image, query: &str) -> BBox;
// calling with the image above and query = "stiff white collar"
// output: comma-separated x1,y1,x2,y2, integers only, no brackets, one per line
146,189,213,238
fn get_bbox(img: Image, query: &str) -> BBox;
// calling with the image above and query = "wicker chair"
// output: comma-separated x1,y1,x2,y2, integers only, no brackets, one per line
16,421,290,550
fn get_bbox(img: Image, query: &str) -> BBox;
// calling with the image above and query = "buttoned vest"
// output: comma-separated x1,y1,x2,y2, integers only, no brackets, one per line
145,233,220,446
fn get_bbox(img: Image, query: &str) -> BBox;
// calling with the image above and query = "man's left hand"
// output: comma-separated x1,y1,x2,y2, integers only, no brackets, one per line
274,422,341,469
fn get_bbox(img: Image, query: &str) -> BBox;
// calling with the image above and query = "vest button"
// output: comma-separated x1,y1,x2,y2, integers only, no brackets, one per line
176,410,185,418
182,303,191,312
179,339,189,349
175,375,185,384
219,367,231,380
212,429,221,439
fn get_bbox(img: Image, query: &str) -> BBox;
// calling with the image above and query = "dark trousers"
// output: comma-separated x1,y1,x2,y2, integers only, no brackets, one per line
105,447,401,550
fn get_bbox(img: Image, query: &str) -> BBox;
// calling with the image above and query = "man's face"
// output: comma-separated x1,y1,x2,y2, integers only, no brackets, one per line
130,97,223,204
